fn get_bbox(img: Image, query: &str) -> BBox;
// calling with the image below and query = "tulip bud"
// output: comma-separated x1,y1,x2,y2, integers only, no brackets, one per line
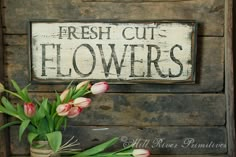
67,107,82,118
132,149,150,157
60,89,69,102
56,103,72,116
91,82,109,94
76,80,91,90
0,83,5,93
73,97,91,108
24,102,36,118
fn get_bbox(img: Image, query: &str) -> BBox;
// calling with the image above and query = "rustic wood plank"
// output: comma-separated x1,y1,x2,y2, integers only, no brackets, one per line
0,114,8,157
225,0,235,157
0,0,8,156
83,0,196,1
5,36,224,93
10,126,227,155
70,94,225,126
4,0,224,36
9,93,225,126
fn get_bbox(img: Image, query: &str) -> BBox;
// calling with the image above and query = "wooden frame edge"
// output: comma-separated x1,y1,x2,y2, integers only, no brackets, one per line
27,20,198,85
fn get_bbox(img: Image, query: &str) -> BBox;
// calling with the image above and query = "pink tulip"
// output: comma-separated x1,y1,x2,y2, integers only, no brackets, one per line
24,102,36,118
73,97,91,108
91,82,109,94
60,89,69,102
76,80,91,90
132,149,150,157
56,103,72,116
67,107,82,118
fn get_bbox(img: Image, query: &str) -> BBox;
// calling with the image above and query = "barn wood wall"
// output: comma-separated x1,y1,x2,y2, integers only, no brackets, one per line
0,0,233,156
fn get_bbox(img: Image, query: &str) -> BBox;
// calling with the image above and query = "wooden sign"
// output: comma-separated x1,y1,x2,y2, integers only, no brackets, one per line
29,21,197,83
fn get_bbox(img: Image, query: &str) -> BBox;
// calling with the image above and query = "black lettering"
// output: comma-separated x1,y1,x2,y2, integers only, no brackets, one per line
81,26,90,39
97,44,127,77
147,45,168,78
68,26,79,39
136,27,146,40
169,44,183,77
147,27,155,40
90,26,98,39
73,44,96,77
122,27,134,40
41,44,55,76
129,44,145,77
56,44,71,77
99,27,111,39
59,26,67,39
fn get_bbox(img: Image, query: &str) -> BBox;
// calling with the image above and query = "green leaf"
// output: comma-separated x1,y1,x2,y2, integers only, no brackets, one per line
72,90,85,99
66,80,74,89
16,104,27,120
109,143,133,155
10,81,31,102
93,153,132,157
63,88,74,103
27,124,37,133
113,148,134,156
1,97,17,114
56,92,61,104
55,117,65,130
19,119,30,141
0,121,21,131
11,80,25,100
41,98,49,114
77,137,119,156
0,102,21,120
28,132,39,145
33,105,46,122
21,88,31,102
51,92,61,114
38,118,50,134
46,131,62,153
72,82,90,99
46,115,54,132
63,118,67,130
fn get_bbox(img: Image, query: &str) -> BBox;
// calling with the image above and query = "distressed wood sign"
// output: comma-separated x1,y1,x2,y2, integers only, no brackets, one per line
29,21,197,83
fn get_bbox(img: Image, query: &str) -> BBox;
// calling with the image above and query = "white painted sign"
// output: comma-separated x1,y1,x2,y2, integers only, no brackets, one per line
29,21,197,83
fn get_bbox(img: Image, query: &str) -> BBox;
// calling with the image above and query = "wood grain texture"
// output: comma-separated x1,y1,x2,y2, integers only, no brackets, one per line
69,94,225,126
0,114,8,157
4,0,224,36
10,126,227,155
2,0,230,156
5,36,224,93
225,0,235,157
83,0,196,1
0,0,8,156
9,93,225,126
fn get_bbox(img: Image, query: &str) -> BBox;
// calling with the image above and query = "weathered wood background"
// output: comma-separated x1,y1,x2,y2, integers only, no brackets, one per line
0,0,234,157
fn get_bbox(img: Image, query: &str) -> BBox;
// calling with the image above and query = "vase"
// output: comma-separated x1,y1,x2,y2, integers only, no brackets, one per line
30,141,60,157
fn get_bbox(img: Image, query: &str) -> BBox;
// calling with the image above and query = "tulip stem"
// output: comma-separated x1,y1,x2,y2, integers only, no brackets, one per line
83,91,91,96
3,89,24,101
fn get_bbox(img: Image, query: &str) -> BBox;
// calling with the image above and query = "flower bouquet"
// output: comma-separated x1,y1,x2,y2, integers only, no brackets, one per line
0,80,150,157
